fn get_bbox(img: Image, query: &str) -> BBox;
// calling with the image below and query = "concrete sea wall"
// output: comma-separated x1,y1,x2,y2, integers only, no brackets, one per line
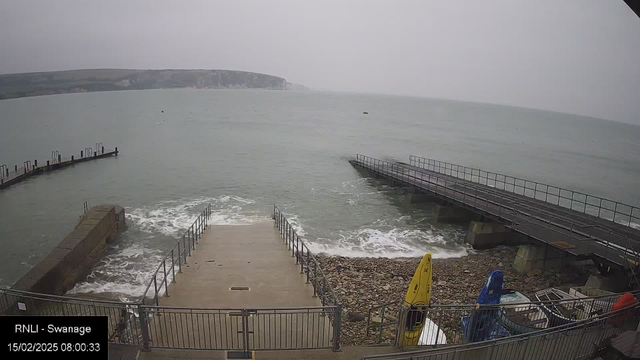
11,204,126,295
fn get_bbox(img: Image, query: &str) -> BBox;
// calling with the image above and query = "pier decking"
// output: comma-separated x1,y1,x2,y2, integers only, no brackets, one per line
351,154,640,274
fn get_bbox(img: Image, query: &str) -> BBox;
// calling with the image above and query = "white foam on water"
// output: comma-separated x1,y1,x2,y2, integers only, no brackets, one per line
287,215,467,259
67,243,166,300
127,195,268,237
307,227,468,259
284,213,307,237
69,195,268,298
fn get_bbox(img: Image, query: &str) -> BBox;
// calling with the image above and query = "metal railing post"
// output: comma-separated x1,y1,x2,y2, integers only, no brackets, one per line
312,261,318,297
162,260,169,297
306,250,311,283
171,249,176,282
153,277,159,306
138,306,151,351
177,241,182,273
291,232,295,257
333,304,342,351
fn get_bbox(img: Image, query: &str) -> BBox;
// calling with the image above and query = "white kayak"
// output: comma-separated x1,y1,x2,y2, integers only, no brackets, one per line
418,318,447,345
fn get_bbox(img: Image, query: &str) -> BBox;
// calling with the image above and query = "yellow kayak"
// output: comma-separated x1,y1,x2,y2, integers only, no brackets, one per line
401,252,433,346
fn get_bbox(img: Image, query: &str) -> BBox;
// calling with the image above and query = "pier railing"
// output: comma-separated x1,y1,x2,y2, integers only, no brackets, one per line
273,205,342,350
140,204,212,305
409,155,640,230
368,290,639,347
272,205,340,308
364,301,640,360
354,155,640,273
0,144,119,189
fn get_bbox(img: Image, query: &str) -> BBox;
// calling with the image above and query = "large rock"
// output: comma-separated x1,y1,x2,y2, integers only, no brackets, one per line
347,312,366,322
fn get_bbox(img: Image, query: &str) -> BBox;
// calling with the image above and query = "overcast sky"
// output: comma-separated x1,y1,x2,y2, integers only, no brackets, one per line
1,0,639,124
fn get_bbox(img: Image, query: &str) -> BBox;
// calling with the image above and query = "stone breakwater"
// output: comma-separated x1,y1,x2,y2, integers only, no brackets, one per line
317,246,592,346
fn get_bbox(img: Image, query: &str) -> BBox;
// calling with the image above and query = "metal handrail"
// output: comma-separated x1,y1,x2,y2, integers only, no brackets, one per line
370,289,640,313
364,301,640,359
273,205,342,351
141,304,339,311
406,157,640,260
140,204,212,305
0,287,131,306
272,205,340,307
409,155,640,229
367,290,640,346
354,155,640,272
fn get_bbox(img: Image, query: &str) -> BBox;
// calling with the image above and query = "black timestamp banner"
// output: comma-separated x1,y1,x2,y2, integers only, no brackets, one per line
1,316,108,359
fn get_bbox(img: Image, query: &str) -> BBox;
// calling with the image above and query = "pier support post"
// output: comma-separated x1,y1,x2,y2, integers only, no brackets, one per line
434,204,475,223
513,244,569,274
58,154,61,163
408,193,438,204
465,221,507,249
584,274,628,293
115,147,119,155
34,159,37,167
81,150,83,158
14,165,17,172
71,155,74,161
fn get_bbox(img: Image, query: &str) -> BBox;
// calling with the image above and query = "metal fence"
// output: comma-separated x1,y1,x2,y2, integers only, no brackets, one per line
368,290,638,348
354,155,640,275
0,288,340,352
273,205,340,308
363,302,640,360
0,288,144,346
409,155,640,230
140,204,212,305
143,305,339,351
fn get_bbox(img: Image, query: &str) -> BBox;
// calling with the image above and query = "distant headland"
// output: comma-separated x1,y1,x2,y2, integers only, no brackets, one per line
0,69,308,100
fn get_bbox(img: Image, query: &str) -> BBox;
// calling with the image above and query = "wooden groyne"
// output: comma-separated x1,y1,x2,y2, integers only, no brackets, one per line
0,144,119,190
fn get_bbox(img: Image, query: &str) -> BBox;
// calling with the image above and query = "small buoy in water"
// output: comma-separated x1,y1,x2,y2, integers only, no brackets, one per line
161,110,164,113
363,111,368,114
